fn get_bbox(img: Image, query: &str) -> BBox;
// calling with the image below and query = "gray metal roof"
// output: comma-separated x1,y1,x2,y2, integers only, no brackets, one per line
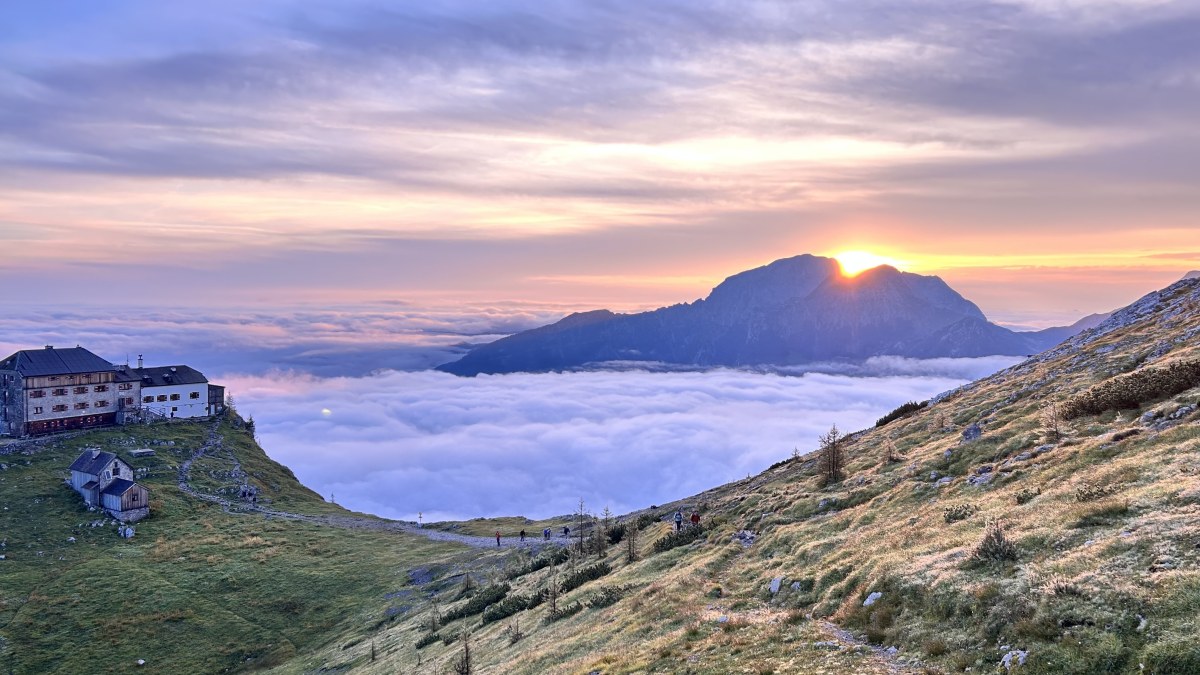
101,478,138,496
0,347,115,377
133,365,208,387
69,450,118,475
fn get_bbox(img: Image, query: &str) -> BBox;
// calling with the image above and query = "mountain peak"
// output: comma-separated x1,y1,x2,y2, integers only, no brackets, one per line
1184,270,1200,281
437,254,1074,375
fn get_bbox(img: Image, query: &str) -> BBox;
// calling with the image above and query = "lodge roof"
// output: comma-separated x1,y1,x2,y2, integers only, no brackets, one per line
68,450,118,475
0,347,115,377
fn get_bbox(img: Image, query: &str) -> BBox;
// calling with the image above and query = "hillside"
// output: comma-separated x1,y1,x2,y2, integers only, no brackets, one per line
439,255,1088,376
0,416,498,674
332,277,1200,674
3,277,1198,674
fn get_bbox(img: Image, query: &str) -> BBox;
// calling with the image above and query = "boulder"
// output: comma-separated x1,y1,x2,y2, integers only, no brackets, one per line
961,424,983,442
863,591,883,607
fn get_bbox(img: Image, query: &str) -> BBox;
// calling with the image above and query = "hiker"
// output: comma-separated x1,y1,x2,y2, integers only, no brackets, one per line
674,510,684,532
519,529,526,542
563,526,570,537
690,511,700,528
543,527,551,540
495,530,501,547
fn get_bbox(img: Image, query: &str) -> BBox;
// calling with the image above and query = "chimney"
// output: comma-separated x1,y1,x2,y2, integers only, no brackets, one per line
170,367,177,373
137,355,143,368
91,449,99,459
44,345,53,350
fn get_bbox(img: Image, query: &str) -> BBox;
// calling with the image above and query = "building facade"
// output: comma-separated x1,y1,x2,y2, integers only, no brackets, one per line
0,346,223,437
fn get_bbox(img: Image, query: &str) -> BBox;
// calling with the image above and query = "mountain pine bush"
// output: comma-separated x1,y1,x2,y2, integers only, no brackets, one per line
1062,359,1200,419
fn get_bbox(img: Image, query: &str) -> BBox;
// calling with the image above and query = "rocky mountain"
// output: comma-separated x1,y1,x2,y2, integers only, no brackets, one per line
439,254,1093,375
1185,270,1200,280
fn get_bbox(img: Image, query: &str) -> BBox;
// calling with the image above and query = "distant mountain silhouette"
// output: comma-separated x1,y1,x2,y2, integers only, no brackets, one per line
438,255,1097,376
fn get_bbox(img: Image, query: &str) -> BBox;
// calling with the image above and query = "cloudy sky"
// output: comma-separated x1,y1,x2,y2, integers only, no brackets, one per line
3,0,1199,324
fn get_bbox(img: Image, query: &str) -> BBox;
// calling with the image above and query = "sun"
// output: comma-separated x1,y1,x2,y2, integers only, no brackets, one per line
834,250,902,277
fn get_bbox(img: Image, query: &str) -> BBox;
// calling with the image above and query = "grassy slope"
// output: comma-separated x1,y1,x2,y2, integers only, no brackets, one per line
314,280,1200,674
4,279,1198,674
0,417,477,674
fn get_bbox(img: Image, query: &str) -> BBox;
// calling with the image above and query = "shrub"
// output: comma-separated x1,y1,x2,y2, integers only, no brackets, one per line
972,520,1018,562
414,632,440,649
876,400,928,427
505,548,570,580
442,584,510,622
1014,487,1040,505
607,522,626,545
1062,359,1200,419
585,585,625,609
651,524,707,553
943,503,979,524
559,562,611,594
1141,637,1200,674
543,601,583,624
1075,481,1112,502
480,594,532,624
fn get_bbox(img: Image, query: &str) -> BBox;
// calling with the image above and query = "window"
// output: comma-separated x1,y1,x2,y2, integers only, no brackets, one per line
118,383,132,391
124,397,134,405
96,400,109,408
132,493,139,503
74,402,89,410
73,386,87,395
29,390,45,398
143,396,154,403
52,404,68,412
189,391,201,399
157,395,167,402
104,470,111,480
33,407,43,415
49,376,59,382
94,385,108,392
170,393,180,401
52,388,68,396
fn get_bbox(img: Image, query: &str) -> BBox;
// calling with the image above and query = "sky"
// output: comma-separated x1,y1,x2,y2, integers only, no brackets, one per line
3,0,1200,325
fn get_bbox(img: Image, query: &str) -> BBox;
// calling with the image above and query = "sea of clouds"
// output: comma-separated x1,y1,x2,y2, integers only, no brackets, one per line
225,357,1019,521
1,305,1021,522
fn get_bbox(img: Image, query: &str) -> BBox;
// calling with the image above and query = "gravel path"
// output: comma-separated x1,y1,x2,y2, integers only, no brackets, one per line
177,419,566,552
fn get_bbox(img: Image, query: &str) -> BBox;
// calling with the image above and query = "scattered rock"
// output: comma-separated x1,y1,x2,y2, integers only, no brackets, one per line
136,659,146,667
1150,556,1177,572
936,477,954,487
884,646,899,656
731,530,756,547
716,615,729,624
1014,452,1033,462
1141,410,1162,424
813,641,841,650
929,471,940,481
968,472,994,486
67,537,75,543
769,577,783,594
999,649,1028,672
1033,444,1055,456
976,464,994,475
961,424,982,442
863,592,883,607
791,581,801,591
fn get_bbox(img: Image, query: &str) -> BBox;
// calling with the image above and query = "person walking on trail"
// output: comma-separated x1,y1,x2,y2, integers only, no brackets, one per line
563,526,570,537
495,531,501,547
674,510,684,532
519,529,526,542
690,511,700,527
543,527,551,541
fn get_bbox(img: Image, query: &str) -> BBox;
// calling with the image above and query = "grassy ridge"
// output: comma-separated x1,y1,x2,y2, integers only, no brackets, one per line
0,418,470,674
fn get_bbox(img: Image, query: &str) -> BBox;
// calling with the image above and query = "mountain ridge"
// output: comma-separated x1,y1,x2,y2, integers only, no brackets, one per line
439,254,1097,376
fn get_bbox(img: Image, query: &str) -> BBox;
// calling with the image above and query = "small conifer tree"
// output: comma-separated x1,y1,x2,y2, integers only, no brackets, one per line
817,425,845,486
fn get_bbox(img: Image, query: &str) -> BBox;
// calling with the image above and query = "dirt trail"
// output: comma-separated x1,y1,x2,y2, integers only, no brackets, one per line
177,419,565,552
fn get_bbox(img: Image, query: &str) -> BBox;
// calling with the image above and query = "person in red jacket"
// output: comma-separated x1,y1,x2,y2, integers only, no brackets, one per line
690,511,700,528
495,530,501,547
